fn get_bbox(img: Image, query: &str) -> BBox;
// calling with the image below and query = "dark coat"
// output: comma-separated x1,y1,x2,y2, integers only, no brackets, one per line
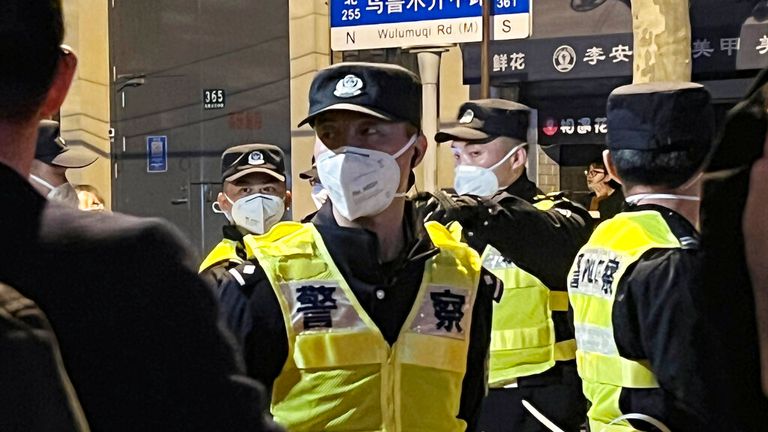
0,163,280,432
0,283,89,432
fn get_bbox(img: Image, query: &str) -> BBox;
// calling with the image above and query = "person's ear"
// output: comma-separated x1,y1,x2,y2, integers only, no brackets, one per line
510,146,528,170
410,134,428,168
39,48,77,118
283,190,292,209
217,192,232,212
603,150,623,185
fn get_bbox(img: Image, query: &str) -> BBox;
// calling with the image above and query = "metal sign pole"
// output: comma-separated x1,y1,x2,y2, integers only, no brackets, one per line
481,0,491,98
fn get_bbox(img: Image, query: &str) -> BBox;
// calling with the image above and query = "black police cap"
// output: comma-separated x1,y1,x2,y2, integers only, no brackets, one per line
298,62,422,128
35,120,97,168
221,143,286,183
607,82,714,153
435,99,530,143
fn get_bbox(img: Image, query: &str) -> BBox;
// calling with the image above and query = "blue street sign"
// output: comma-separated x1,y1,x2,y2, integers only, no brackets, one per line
330,0,528,27
146,136,168,173
330,0,531,51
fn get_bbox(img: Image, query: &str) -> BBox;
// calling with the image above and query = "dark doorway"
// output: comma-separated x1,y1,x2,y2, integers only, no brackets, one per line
109,0,290,257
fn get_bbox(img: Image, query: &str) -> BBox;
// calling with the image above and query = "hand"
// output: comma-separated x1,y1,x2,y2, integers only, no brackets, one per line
421,191,482,228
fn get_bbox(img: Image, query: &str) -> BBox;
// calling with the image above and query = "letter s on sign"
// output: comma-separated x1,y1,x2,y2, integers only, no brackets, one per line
502,19,511,33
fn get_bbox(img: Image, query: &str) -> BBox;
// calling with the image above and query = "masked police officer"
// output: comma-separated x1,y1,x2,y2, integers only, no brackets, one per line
429,100,592,432
438,100,541,202
218,62,498,431
200,144,290,279
568,82,723,431
30,120,97,209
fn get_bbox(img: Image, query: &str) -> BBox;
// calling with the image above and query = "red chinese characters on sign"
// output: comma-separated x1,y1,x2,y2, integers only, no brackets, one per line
228,111,262,130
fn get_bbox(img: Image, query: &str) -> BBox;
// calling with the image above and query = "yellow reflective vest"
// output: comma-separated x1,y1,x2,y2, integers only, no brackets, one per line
199,238,244,273
568,211,681,431
245,221,482,432
483,245,575,387
483,198,577,387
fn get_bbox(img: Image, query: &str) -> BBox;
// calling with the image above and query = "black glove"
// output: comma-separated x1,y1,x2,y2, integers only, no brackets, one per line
421,191,483,229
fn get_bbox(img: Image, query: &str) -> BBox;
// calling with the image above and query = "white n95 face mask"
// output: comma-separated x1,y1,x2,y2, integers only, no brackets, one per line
317,134,417,220
311,183,330,210
212,193,285,234
30,174,80,208
453,144,524,196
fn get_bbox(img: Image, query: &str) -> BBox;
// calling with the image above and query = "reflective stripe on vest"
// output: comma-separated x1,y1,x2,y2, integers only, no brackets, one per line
567,211,681,431
198,238,244,273
483,245,576,387
247,221,481,432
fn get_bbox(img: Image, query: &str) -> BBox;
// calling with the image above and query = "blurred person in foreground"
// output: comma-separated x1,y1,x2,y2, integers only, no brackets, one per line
746,136,768,398
0,281,90,432
702,68,768,431
0,1,279,430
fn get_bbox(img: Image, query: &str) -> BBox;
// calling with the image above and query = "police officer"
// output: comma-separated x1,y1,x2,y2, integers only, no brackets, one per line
199,144,291,279
436,100,541,202
29,120,97,208
218,62,498,431
432,100,591,432
567,82,722,431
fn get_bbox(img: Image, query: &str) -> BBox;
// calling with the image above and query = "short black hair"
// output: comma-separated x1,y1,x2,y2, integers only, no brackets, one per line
589,157,606,169
610,146,710,189
0,0,65,121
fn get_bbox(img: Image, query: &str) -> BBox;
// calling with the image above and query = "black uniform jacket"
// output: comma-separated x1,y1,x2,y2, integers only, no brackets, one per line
418,190,594,389
218,200,500,431
0,162,279,432
610,204,726,432
503,171,541,204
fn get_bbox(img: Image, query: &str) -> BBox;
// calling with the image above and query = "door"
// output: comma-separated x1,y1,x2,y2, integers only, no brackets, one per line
109,0,290,257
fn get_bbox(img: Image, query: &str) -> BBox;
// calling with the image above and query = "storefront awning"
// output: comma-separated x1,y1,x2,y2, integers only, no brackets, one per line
460,1,767,165
463,0,766,84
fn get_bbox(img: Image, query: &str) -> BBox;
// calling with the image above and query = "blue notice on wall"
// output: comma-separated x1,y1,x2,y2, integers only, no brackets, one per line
146,136,168,173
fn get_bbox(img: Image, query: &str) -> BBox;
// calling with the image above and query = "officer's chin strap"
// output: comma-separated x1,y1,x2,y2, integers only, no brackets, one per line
605,413,672,432
521,400,566,432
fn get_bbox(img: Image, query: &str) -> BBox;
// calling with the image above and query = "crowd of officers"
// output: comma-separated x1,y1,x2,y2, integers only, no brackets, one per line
197,62,759,432
4,1,768,431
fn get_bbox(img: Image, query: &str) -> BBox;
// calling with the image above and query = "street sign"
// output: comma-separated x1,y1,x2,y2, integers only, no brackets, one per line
330,0,531,51
146,136,168,173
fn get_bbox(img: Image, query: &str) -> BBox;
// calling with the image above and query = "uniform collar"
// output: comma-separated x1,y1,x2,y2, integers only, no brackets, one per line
626,203,700,246
501,170,539,203
311,200,438,282
222,224,246,243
